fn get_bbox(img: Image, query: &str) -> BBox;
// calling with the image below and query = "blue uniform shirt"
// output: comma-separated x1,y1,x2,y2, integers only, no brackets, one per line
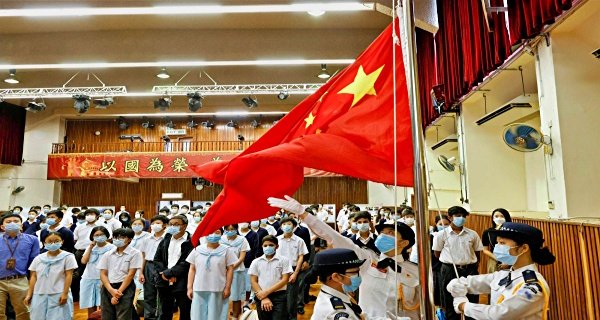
0,233,40,278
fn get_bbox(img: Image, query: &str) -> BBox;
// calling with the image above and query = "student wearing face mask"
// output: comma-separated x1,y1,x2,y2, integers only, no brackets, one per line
134,210,151,231
41,210,75,253
140,215,169,320
80,226,115,317
264,216,279,234
310,248,366,320
340,214,358,238
239,221,262,309
186,210,203,235
118,211,133,229
180,205,191,220
349,212,379,255
23,209,42,235
158,207,170,217
448,222,554,320
482,208,512,274
220,224,251,320
432,215,450,306
12,206,24,220
432,206,484,320
24,231,78,320
169,204,180,218
100,209,122,233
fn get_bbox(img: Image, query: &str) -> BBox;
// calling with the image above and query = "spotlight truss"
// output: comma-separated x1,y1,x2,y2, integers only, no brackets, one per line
152,83,321,96
26,100,46,113
0,86,127,99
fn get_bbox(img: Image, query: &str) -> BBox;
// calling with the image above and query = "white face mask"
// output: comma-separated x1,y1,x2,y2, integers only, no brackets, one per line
135,213,141,219
404,217,415,226
493,217,506,226
239,223,249,229
181,209,189,214
85,215,96,223
151,224,163,233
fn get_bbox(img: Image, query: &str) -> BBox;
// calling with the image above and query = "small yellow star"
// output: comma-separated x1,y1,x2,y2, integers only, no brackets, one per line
315,129,322,134
304,112,316,128
338,65,384,107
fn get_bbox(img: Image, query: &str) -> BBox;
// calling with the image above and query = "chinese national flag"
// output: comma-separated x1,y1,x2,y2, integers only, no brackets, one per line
191,19,413,242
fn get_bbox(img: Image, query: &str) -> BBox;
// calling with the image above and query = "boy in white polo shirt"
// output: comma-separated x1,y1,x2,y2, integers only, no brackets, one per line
276,217,308,320
98,227,143,320
249,235,292,320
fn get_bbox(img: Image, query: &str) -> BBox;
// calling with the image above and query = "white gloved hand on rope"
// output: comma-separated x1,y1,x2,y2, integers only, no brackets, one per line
447,277,469,298
267,195,304,215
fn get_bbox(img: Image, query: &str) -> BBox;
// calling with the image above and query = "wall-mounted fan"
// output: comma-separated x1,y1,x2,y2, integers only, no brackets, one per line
502,123,552,154
12,186,25,195
438,155,457,172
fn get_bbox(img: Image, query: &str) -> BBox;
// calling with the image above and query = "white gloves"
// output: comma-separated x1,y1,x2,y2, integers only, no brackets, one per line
446,277,469,298
453,296,469,314
267,195,304,215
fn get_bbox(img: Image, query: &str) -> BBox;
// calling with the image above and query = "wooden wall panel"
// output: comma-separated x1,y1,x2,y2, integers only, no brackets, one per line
60,177,368,220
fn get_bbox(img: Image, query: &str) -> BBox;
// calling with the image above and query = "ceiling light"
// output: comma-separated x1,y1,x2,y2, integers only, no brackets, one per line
187,92,203,112
307,10,326,16
0,3,374,17
242,96,258,109
154,97,171,111
164,117,175,129
141,117,155,129
72,94,90,113
156,67,170,79
93,97,114,109
26,100,46,113
201,120,215,128
317,64,330,79
118,117,129,130
187,117,198,128
226,120,238,128
277,91,289,100
4,69,19,84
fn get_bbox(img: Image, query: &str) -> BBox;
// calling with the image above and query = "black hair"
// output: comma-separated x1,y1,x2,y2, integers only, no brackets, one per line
448,206,469,217
43,204,52,209
132,218,146,225
76,212,86,220
33,206,41,211
1,213,23,224
44,231,63,241
103,208,114,214
262,235,278,246
354,211,372,222
119,211,132,228
13,206,23,211
181,205,189,210
171,204,180,209
347,213,356,221
348,205,360,212
159,207,170,213
84,208,100,216
71,208,81,214
205,202,212,206
89,226,110,241
47,209,64,219
491,208,512,228
435,215,450,224
113,227,135,239
224,224,238,230
401,207,415,217
378,224,415,259
170,214,188,225
80,206,88,210
28,209,37,214
151,215,169,224
280,217,297,227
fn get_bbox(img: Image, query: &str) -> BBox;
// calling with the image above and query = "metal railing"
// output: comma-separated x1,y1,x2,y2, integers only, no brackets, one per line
51,140,254,154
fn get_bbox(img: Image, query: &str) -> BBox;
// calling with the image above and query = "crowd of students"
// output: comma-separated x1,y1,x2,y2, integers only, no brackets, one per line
0,200,554,320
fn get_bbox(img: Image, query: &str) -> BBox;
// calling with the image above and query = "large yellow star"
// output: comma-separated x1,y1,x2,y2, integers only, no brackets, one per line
338,65,384,107
304,112,316,128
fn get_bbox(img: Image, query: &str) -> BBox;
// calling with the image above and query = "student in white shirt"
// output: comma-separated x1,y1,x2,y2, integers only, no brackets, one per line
220,224,251,320
186,228,236,320
140,215,169,320
276,217,308,320
79,226,115,317
248,235,292,320
98,228,143,320
99,209,122,233
260,218,277,236
24,231,78,320
186,210,202,235
130,218,150,294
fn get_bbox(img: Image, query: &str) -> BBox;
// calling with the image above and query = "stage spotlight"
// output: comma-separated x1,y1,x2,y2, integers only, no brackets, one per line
154,97,172,111
201,120,215,129
226,120,238,128
187,117,198,128
237,134,245,141
118,117,129,130
164,117,175,129
4,69,19,84
93,97,114,109
156,67,170,79
242,96,258,109
277,91,289,100
25,100,46,113
73,94,91,113
187,92,203,112
317,64,330,79
141,117,155,129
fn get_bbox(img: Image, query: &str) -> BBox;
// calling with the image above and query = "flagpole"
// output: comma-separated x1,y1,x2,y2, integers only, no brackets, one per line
401,0,435,318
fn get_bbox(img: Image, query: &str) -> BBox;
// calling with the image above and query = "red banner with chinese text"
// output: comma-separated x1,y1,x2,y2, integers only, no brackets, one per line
47,152,340,179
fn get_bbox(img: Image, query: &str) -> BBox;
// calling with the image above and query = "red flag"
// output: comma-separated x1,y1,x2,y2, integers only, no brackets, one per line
191,19,413,243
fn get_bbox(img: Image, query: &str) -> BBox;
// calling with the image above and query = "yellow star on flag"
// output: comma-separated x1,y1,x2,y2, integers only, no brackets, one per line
315,129,322,134
304,112,316,128
338,65,384,107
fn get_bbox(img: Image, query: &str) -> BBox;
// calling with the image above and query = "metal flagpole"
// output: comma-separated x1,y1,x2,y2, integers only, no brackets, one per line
401,0,435,318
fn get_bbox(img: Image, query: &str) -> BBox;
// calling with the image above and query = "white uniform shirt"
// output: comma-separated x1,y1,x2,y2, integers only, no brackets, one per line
248,254,292,292
186,220,200,234
29,251,78,294
311,284,362,320
97,217,122,233
97,245,143,283
185,244,237,292
432,226,484,265
261,224,277,236
131,231,150,251
304,214,420,320
220,236,250,271
167,233,189,269
73,222,101,250
141,232,165,261
276,234,308,268
81,243,116,279
460,264,550,320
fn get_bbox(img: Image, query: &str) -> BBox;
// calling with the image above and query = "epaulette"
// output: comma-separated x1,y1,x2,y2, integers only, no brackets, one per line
330,296,347,310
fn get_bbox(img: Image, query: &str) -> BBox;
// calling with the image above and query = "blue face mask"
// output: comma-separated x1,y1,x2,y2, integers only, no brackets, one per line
342,274,362,293
350,223,358,231
94,235,107,243
132,225,144,233
251,221,260,229
437,225,447,232
194,216,201,223
453,216,466,227
4,222,21,232
45,242,62,251
261,219,268,224
263,246,276,256
225,230,237,237
77,219,86,225
357,223,370,233
166,226,180,235
374,233,396,254
46,218,56,226
281,225,293,234
493,244,520,265
206,233,222,243
113,239,126,248
40,223,50,230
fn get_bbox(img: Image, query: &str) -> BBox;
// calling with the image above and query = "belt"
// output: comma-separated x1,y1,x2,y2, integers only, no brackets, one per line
442,262,477,270
0,275,26,281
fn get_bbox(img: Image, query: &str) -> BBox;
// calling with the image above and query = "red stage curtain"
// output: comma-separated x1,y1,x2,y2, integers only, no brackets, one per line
0,102,26,166
416,28,437,128
507,0,574,46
